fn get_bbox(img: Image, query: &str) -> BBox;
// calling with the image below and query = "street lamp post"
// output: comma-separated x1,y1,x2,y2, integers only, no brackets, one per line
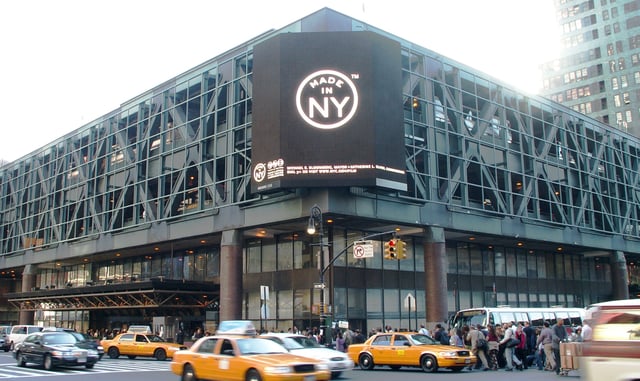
307,204,327,344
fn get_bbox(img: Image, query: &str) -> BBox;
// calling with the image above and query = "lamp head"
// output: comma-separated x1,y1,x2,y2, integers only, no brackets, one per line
307,217,316,235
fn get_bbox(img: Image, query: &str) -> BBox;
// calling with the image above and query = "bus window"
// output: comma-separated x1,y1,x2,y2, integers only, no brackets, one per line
568,311,583,327
498,312,516,325
543,312,556,324
529,312,544,326
555,311,569,325
514,312,528,324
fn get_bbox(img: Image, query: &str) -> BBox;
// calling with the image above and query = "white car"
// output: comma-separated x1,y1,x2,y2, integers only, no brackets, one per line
261,333,353,379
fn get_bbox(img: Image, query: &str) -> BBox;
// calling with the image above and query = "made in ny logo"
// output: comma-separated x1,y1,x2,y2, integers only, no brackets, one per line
295,69,359,129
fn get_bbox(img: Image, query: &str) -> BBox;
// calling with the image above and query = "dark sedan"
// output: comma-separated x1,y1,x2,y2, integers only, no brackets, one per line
70,332,104,359
14,331,100,370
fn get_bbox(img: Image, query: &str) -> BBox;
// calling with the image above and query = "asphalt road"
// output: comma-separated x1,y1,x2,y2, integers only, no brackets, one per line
0,351,577,381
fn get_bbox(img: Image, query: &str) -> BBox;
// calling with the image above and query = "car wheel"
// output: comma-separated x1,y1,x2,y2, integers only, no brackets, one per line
127,355,137,359
85,363,95,369
420,354,438,373
182,364,198,381
43,354,54,370
16,351,26,367
154,348,167,361
331,371,342,379
358,353,375,370
108,347,120,359
246,369,262,381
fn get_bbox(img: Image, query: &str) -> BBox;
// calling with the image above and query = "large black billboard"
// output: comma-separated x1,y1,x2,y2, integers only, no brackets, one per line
251,31,406,193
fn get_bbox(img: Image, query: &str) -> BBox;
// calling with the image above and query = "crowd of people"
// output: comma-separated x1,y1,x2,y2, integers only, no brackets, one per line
445,317,590,374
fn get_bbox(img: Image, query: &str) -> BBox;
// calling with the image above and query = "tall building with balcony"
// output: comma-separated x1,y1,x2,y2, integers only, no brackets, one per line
541,0,640,136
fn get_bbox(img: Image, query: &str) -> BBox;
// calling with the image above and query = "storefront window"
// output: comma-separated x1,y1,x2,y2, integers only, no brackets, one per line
277,238,293,270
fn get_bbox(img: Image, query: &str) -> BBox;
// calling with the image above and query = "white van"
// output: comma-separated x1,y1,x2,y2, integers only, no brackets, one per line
581,299,640,381
8,325,43,350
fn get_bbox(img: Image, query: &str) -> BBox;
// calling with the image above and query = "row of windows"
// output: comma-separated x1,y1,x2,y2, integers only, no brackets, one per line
35,249,220,290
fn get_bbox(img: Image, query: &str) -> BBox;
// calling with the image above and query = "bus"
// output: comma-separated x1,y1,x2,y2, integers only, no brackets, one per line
450,306,586,330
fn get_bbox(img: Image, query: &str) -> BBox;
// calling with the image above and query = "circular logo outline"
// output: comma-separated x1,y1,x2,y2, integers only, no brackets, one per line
253,162,266,183
295,69,359,130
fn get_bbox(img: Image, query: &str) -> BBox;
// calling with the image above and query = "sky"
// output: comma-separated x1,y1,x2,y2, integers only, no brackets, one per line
0,0,561,163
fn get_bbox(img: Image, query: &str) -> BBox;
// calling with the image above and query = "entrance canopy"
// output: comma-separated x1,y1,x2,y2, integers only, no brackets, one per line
6,278,218,311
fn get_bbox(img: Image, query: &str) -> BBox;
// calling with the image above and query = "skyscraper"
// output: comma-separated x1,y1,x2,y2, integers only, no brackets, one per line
541,0,640,136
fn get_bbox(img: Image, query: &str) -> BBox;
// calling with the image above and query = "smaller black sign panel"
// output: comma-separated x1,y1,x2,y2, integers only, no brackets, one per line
251,31,406,193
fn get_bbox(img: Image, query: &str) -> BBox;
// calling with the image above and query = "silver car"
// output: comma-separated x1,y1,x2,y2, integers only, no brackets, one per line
261,333,354,379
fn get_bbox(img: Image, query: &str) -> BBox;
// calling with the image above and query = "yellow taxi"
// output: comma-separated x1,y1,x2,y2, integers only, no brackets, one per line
101,332,187,360
347,331,476,372
170,321,331,381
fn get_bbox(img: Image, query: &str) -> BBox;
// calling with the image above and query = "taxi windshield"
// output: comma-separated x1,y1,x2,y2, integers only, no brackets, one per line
408,334,439,345
289,336,323,349
147,335,166,342
237,338,289,355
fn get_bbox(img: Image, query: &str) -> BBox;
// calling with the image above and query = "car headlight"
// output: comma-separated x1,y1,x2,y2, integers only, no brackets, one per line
87,349,98,355
264,366,291,374
440,351,459,357
97,345,104,351
315,363,330,371
51,350,71,356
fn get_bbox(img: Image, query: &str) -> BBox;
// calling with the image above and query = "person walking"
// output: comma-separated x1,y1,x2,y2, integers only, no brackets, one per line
536,321,555,371
486,324,500,370
467,324,490,371
551,318,568,375
498,323,518,371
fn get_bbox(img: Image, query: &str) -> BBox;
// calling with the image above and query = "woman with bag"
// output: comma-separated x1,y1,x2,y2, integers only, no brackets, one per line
498,323,520,371
514,324,528,369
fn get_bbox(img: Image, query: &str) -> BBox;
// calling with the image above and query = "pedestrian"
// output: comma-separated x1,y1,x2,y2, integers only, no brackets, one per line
449,328,463,347
551,318,568,375
514,324,527,369
467,324,490,371
498,323,518,371
486,324,500,370
536,321,555,371
418,324,430,336
335,331,346,352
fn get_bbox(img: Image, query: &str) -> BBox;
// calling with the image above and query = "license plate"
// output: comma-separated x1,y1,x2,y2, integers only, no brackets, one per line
465,359,471,364
303,376,316,381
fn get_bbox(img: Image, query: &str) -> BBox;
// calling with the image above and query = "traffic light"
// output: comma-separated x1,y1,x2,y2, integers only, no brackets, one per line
396,239,407,259
384,238,397,259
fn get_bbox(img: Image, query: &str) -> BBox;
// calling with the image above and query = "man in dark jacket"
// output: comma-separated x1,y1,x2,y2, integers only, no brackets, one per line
551,318,568,375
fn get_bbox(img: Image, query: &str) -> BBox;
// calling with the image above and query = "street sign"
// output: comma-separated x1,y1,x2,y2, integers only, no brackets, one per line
313,283,326,289
353,240,374,258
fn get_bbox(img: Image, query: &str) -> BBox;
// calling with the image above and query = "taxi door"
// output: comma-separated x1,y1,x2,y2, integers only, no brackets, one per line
368,334,395,364
390,334,416,366
212,338,242,381
190,338,219,379
133,334,152,356
118,334,136,355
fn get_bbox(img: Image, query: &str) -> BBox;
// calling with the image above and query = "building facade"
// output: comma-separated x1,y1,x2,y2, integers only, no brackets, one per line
1,8,639,337
541,0,640,136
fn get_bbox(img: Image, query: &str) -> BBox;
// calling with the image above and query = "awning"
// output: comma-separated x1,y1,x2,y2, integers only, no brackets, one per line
6,278,218,311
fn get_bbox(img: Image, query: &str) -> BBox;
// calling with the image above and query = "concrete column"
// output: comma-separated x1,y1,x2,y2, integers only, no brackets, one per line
19,264,37,324
219,229,243,321
610,251,629,300
423,226,448,326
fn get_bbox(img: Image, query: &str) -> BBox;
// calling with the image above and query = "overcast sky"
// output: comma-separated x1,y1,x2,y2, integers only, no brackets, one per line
0,0,561,163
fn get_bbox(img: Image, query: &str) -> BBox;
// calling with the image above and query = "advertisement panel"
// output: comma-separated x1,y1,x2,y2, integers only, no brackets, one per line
252,31,406,193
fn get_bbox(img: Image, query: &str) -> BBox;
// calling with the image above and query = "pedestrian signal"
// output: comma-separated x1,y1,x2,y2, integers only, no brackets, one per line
384,238,397,259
